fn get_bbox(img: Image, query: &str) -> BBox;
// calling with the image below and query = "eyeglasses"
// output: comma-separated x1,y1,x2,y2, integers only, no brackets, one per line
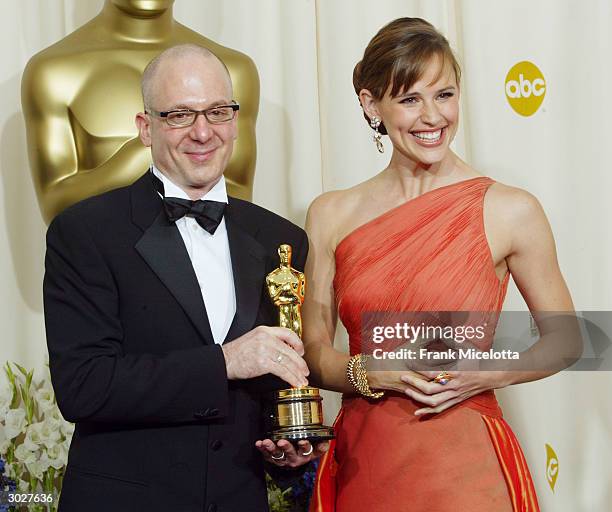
146,103,240,127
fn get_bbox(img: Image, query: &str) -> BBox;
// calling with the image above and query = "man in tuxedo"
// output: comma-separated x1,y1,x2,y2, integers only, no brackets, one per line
44,44,324,512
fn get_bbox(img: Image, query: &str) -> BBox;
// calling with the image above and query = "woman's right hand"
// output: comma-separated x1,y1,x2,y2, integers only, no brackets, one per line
368,370,430,393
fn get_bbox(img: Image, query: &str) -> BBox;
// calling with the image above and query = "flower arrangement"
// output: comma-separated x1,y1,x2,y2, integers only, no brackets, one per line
0,361,318,511
0,363,74,512
267,460,319,512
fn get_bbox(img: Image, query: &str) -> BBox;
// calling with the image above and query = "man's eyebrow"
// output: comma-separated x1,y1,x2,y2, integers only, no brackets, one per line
166,100,233,111
164,104,191,111
206,100,233,107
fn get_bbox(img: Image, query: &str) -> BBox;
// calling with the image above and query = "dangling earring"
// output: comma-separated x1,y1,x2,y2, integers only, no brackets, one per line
370,117,384,153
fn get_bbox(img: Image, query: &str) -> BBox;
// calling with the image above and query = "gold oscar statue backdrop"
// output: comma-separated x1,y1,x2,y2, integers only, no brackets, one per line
21,0,259,224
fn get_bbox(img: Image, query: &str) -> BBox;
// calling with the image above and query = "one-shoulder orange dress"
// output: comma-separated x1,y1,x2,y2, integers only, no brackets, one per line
310,177,539,511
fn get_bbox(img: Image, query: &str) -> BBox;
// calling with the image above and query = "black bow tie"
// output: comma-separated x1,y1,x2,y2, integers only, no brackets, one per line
151,173,226,235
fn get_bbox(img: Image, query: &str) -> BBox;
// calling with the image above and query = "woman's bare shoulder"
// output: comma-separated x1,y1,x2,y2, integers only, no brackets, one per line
306,182,373,246
308,185,365,217
486,180,548,226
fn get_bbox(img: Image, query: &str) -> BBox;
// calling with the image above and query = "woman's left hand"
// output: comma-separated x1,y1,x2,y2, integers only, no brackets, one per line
401,370,509,415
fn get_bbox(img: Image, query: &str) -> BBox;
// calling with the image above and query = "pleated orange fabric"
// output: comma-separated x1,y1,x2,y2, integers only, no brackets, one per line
310,177,540,511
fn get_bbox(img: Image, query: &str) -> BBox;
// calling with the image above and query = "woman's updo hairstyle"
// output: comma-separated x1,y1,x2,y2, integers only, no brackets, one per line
353,17,461,135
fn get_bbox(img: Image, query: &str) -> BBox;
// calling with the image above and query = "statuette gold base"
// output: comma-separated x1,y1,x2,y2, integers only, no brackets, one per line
267,386,335,443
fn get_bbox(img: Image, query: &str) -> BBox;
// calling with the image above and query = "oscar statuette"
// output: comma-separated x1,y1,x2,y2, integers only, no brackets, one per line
265,244,335,443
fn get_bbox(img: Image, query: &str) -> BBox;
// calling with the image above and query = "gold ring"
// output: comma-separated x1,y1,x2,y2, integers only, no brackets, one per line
433,371,452,385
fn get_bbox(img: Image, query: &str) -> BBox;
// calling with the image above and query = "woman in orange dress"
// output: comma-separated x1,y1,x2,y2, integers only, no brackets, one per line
302,18,575,511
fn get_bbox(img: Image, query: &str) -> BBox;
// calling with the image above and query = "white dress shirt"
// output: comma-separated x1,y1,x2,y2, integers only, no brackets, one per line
152,166,236,344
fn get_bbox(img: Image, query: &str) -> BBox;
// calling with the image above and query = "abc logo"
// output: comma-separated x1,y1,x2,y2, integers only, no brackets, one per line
505,61,546,117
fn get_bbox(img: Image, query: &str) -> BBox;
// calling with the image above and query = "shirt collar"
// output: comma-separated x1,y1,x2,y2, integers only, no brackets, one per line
151,165,228,203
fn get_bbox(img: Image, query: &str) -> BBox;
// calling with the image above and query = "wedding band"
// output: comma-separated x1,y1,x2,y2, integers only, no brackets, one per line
271,451,285,460
300,445,314,456
276,354,283,363
434,371,452,385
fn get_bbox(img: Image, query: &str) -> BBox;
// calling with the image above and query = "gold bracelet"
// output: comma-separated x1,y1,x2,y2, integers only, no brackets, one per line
346,354,385,399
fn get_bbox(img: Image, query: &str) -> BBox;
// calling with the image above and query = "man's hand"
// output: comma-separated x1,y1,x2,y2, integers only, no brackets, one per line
222,326,309,388
256,438,329,468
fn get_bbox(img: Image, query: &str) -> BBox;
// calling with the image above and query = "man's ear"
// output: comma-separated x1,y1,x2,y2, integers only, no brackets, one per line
135,112,152,147
358,89,381,123
232,110,239,140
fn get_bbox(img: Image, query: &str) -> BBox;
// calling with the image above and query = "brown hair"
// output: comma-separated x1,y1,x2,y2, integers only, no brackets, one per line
353,18,461,134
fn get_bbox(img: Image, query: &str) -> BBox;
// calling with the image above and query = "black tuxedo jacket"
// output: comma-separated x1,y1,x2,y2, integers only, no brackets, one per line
43,172,308,512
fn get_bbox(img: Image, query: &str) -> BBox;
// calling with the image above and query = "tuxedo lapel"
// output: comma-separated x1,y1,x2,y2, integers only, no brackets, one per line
224,199,268,343
131,174,215,345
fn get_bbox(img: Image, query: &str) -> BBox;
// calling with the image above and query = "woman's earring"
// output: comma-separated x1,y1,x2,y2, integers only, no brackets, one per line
370,117,384,153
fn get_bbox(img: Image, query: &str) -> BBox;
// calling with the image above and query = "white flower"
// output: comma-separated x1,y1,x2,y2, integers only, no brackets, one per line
62,436,72,455
41,443,68,470
0,364,74,488
0,424,10,455
47,407,63,424
60,417,75,438
18,478,30,492
14,443,37,464
4,409,27,440
23,422,44,451
39,416,62,449
44,403,75,439
35,386,55,414
5,462,17,480
0,385,12,417
29,455,51,477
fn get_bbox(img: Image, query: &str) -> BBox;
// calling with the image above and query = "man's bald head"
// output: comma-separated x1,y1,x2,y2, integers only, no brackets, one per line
141,44,232,110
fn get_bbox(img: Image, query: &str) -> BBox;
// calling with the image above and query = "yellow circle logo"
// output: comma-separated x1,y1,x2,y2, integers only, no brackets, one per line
505,61,546,116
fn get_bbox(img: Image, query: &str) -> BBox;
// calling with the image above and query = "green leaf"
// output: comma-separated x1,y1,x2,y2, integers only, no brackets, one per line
9,382,19,409
6,443,15,465
27,400,35,424
5,363,20,408
47,466,56,493
26,369,34,389
14,363,28,378
5,361,16,383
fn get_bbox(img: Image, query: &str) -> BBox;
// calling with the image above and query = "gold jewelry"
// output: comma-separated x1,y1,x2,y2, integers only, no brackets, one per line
433,371,453,385
347,354,385,399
